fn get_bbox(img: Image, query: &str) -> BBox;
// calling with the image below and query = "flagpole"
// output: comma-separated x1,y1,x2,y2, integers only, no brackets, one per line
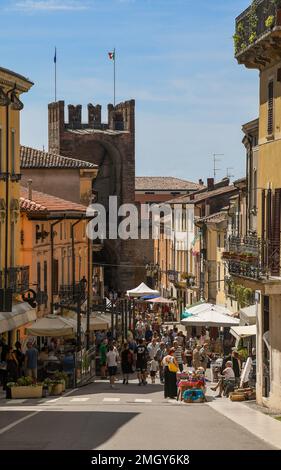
54,47,57,102
114,47,116,106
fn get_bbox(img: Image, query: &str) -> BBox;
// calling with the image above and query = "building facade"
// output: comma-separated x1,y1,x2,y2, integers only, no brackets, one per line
232,0,281,410
0,66,35,345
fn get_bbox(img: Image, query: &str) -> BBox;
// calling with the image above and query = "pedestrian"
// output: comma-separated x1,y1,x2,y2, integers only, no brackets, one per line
99,338,108,379
145,325,153,343
106,344,119,389
173,341,184,372
147,337,159,361
14,341,25,377
155,342,166,383
135,338,148,386
121,342,133,385
199,343,209,371
211,361,235,397
4,347,18,391
162,347,178,399
231,350,241,384
149,356,159,384
175,331,185,348
25,341,38,381
192,345,200,370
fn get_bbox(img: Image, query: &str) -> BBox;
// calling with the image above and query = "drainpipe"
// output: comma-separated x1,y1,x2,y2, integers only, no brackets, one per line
50,219,62,315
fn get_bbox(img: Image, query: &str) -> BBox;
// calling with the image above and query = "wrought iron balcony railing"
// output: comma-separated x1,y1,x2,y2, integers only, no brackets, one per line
59,282,87,304
0,266,30,294
234,0,279,57
223,234,281,280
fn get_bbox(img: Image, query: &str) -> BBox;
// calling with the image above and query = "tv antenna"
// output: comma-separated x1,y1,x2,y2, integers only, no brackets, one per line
226,167,235,179
213,153,224,181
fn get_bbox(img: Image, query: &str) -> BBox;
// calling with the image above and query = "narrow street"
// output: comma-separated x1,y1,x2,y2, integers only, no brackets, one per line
0,379,279,450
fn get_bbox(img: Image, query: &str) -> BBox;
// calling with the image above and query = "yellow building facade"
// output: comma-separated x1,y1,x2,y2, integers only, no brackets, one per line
0,66,34,345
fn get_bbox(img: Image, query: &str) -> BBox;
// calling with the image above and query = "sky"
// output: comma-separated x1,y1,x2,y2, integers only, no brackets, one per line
0,0,258,183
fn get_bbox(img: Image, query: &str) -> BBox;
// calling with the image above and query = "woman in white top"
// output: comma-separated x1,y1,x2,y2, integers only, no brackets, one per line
106,345,119,389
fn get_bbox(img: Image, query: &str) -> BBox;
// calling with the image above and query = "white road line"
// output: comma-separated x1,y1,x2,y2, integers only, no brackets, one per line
0,411,40,436
70,397,90,402
134,399,152,403
46,397,62,403
6,399,27,404
103,398,121,402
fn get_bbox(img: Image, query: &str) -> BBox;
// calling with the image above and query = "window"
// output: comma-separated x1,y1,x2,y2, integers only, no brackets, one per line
43,261,48,306
11,129,15,174
253,169,257,209
37,262,41,290
0,127,2,173
52,259,59,295
10,222,15,266
60,223,62,241
268,81,274,135
217,233,221,248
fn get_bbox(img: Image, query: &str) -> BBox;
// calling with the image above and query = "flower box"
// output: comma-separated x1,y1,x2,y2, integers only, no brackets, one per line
50,383,63,396
11,385,43,399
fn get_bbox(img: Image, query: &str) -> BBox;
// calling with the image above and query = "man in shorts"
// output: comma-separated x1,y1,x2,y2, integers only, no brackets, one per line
106,344,119,389
135,338,148,386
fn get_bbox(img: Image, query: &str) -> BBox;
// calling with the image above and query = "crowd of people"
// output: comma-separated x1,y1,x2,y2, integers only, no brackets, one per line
97,311,255,399
0,337,76,391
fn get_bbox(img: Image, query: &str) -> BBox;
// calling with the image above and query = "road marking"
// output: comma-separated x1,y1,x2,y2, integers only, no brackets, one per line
0,411,40,436
70,397,90,402
103,398,121,402
6,399,27,404
46,397,62,403
134,399,152,403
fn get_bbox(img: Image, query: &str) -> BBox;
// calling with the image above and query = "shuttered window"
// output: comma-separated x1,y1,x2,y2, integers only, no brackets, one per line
0,128,2,173
268,81,274,135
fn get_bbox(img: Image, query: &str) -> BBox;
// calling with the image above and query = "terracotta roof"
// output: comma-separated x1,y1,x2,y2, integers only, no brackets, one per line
20,187,87,214
198,211,228,224
135,177,203,191
165,184,236,205
20,145,97,169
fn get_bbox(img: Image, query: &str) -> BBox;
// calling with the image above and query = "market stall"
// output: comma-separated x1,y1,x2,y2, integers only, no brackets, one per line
177,369,206,403
126,282,160,298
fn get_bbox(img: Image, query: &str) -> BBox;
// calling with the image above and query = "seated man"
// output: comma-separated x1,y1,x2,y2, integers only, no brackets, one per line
211,361,235,398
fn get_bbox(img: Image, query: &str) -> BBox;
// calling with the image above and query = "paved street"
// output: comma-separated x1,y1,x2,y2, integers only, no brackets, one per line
0,379,279,450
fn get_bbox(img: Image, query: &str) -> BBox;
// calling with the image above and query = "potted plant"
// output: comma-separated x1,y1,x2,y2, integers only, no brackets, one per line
10,376,43,399
43,378,53,396
53,371,68,391
50,379,64,396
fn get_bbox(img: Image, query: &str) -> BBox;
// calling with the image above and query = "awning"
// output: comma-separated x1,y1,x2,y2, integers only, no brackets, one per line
126,282,160,298
0,302,37,334
63,311,109,331
239,305,256,326
181,303,240,327
230,324,256,341
26,315,82,337
144,296,175,304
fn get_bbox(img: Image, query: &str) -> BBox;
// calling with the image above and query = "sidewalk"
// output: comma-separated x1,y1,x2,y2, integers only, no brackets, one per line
206,384,281,449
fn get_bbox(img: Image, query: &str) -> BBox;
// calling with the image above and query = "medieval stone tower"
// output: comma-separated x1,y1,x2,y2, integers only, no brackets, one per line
48,99,143,292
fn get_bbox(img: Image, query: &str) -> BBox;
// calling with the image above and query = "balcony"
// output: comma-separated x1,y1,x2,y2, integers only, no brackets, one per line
234,0,281,68
0,266,30,294
223,234,281,281
59,282,87,305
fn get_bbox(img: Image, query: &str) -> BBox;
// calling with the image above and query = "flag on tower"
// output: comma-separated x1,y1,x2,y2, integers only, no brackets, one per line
54,47,57,64
108,51,115,60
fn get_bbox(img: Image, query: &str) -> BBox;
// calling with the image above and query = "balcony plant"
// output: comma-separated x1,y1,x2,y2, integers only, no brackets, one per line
8,376,43,399
265,15,275,28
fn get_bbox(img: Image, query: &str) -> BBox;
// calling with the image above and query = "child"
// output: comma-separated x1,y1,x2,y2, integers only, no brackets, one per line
150,356,159,384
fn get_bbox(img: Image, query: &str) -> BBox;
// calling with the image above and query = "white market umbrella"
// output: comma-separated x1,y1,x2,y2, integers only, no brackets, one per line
181,304,240,328
26,315,81,337
63,311,109,331
126,282,160,298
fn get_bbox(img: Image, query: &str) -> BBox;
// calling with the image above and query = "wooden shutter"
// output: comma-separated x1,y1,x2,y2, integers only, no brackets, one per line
268,81,274,135
37,262,41,290
43,261,47,306
271,189,281,275
52,259,59,295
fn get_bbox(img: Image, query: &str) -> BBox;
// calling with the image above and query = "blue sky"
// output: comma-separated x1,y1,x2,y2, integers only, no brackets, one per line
0,0,258,182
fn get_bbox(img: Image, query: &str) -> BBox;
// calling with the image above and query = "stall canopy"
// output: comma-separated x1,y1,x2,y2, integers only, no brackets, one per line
230,324,256,341
181,303,240,327
239,305,257,326
144,296,174,304
126,282,160,298
26,315,83,337
0,302,37,334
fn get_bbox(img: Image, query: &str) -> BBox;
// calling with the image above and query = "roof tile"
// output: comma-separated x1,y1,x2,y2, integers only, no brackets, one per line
135,176,203,191
20,187,87,213
20,145,97,170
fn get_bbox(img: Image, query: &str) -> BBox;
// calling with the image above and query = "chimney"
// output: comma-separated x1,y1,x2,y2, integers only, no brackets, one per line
198,179,204,186
28,179,32,200
207,178,214,191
